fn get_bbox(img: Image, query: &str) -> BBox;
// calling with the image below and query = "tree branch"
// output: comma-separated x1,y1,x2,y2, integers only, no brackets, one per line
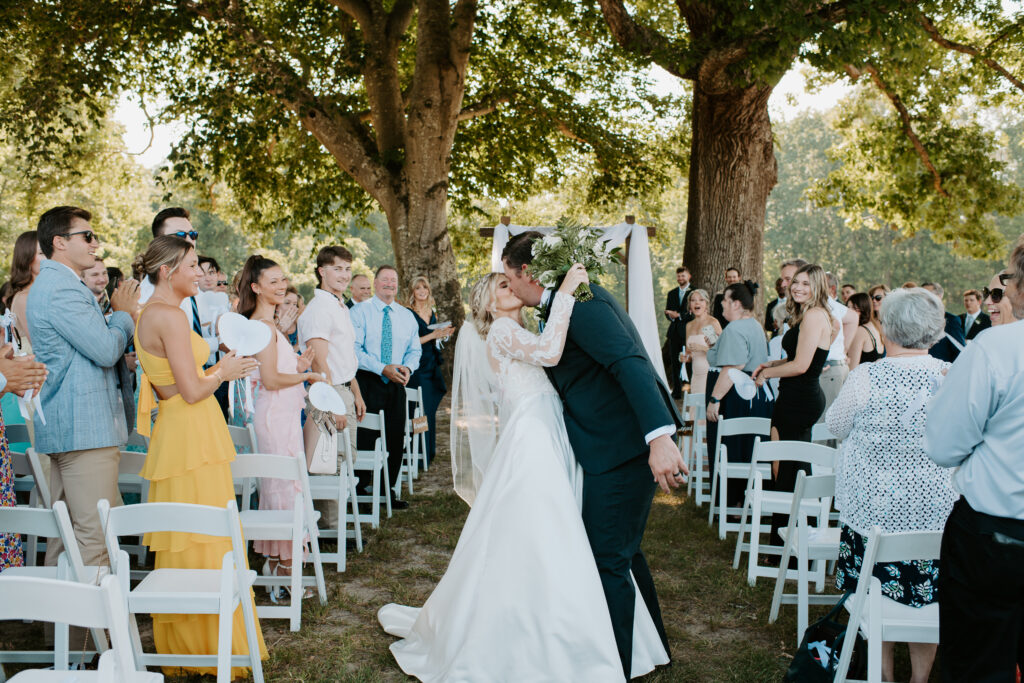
595,0,686,79
919,14,1024,96
386,0,415,42
324,0,371,27
457,94,513,121
864,63,950,198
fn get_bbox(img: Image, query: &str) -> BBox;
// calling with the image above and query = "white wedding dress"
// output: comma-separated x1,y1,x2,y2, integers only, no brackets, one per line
378,292,669,682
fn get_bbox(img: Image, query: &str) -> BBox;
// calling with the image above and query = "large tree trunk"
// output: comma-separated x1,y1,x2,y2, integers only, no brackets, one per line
380,180,464,334
682,81,777,301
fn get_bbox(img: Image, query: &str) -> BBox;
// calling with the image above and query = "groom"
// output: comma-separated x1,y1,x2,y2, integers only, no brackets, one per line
503,232,687,677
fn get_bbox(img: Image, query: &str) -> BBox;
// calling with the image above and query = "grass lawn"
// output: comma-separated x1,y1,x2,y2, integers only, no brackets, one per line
4,400,939,681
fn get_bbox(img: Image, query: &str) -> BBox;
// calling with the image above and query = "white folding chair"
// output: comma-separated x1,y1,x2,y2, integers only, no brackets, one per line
768,471,842,642
98,499,264,683
707,417,772,535
0,575,162,682
10,446,50,566
352,411,391,528
679,392,705,501
811,422,838,445
0,501,108,676
396,386,427,498
732,440,837,585
834,526,942,683
307,426,363,571
231,453,327,630
227,424,259,454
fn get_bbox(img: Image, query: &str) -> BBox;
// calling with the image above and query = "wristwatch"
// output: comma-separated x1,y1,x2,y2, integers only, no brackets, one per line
709,396,721,404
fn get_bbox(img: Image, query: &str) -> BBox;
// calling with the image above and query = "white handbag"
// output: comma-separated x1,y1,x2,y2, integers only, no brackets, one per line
309,411,338,475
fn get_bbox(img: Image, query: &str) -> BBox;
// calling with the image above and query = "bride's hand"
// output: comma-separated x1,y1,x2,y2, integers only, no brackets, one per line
558,263,589,296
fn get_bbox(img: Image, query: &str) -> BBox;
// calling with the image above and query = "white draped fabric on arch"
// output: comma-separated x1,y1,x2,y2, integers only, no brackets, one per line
488,221,668,385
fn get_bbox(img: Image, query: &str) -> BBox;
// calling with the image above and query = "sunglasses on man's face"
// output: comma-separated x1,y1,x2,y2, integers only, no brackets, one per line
216,280,228,287
984,287,1004,303
173,230,199,241
60,230,99,244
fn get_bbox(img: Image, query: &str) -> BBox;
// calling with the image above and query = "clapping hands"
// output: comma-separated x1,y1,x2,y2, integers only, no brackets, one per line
0,344,47,397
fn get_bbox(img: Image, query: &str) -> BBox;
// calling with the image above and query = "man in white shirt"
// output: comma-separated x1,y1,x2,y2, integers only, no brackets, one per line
351,265,421,509
297,246,365,469
924,240,1024,682
820,272,852,417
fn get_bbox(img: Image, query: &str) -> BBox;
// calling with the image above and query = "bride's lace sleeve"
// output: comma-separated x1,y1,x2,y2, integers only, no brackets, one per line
488,292,574,367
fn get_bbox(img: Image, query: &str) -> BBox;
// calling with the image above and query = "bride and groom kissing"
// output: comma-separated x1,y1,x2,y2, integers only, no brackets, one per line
377,231,689,682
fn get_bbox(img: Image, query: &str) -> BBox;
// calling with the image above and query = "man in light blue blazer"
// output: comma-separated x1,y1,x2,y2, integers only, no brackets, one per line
27,206,139,567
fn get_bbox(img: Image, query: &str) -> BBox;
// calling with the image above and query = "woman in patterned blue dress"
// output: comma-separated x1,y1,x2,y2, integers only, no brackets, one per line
826,288,957,683
0,409,24,570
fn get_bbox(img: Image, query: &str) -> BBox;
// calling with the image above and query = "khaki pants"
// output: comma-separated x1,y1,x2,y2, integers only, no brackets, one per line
817,362,849,423
44,446,122,567
303,383,357,530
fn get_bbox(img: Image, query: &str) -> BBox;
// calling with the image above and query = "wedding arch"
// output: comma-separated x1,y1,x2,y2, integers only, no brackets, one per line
482,216,668,385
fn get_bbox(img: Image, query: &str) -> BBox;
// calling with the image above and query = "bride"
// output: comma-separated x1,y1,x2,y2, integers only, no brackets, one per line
378,265,669,682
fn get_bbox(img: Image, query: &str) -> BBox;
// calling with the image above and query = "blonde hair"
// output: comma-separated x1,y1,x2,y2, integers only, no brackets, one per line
131,235,193,285
405,275,436,311
469,273,523,337
688,288,711,313
786,263,833,328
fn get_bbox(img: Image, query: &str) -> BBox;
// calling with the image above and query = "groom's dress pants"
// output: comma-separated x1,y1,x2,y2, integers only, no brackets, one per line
581,452,670,678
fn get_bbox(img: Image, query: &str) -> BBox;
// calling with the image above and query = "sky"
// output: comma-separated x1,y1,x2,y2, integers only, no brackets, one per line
114,63,852,169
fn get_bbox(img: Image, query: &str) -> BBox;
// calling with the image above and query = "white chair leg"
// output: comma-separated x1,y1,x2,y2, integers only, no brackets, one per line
216,594,233,683
733,491,751,564
747,491,762,586
797,529,809,642
382,458,393,519
370,465,381,529
868,580,883,683
240,577,265,683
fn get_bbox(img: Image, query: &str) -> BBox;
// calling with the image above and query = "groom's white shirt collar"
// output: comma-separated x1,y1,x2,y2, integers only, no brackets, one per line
540,288,554,309
540,285,674,446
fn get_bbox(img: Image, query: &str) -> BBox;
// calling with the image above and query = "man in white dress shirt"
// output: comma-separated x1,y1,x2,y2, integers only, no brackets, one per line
820,272,852,417
924,238,1024,682
351,265,421,509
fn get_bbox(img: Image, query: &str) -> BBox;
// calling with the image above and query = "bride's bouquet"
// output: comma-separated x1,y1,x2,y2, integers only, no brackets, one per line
528,217,620,302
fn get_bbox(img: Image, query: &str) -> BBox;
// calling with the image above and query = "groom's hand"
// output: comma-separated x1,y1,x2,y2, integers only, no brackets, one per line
649,435,688,494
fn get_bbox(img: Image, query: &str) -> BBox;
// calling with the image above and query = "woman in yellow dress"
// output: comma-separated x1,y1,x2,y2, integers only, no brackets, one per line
132,235,268,678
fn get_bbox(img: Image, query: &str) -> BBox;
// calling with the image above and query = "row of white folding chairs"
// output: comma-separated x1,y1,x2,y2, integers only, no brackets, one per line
758,471,941,682
0,574,162,682
99,498,264,683
0,502,107,679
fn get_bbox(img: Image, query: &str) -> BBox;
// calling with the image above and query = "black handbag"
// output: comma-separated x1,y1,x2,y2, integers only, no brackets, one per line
784,592,867,682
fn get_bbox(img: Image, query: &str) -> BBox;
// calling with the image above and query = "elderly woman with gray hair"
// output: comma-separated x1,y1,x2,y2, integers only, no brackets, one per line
825,287,959,683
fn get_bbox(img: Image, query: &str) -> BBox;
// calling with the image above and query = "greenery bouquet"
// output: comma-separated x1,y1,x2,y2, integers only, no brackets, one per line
528,217,620,302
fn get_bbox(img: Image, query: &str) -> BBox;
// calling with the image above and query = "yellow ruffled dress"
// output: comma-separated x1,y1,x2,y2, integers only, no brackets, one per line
135,328,268,678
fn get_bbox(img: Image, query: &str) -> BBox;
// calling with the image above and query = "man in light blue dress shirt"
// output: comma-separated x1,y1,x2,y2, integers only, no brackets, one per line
924,240,1024,682
28,206,139,567
350,265,421,508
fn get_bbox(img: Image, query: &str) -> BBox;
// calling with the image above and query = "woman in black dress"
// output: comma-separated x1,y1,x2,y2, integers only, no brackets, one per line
406,276,453,465
753,264,837,540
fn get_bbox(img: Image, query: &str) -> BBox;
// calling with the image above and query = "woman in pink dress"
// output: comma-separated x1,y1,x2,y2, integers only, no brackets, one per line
681,289,721,396
237,255,323,598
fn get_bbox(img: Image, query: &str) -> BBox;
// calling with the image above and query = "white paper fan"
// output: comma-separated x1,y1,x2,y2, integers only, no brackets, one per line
727,368,757,401
309,382,347,414
218,312,273,356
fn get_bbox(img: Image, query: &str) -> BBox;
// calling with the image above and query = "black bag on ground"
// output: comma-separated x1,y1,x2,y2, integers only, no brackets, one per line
784,592,867,682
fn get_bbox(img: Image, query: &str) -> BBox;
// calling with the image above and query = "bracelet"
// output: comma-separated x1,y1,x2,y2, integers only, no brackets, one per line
709,396,721,404
213,369,224,383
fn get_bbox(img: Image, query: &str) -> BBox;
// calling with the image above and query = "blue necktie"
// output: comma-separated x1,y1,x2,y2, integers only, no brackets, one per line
190,297,203,337
381,305,393,381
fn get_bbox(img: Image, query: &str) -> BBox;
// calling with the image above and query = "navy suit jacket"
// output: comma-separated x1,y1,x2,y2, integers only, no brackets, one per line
544,284,682,474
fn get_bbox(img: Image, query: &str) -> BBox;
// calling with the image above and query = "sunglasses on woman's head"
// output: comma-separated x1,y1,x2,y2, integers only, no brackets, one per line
173,230,199,241
984,287,1004,303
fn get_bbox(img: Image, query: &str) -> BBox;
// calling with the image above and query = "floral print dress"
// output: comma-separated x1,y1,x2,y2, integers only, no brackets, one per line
0,410,25,570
